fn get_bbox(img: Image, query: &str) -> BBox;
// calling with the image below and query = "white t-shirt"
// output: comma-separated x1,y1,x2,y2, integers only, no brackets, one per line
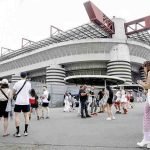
42,90,49,103
13,79,31,105
115,91,121,101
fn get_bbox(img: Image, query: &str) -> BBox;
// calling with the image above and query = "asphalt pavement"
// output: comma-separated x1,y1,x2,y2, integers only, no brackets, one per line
0,103,147,150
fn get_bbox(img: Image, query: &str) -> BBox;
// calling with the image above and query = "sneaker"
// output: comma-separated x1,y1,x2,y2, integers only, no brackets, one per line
147,143,150,148
106,117,111,121
81,116,86,119
24,131,28,136
45,116,49,119
13,133,21,137
112,116,116,120
115,111,119,114
98,111,104,113
86,115,92,118
137,140,150,147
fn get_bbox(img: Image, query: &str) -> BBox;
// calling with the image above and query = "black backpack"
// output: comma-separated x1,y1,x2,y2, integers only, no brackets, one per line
47,93,51,101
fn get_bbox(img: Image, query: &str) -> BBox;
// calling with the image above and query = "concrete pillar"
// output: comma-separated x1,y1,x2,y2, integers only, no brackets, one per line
10,74,21,88
11,74,21,83
46,64,66,107
112,17,127,40
107,18,132,84
139,66,146,81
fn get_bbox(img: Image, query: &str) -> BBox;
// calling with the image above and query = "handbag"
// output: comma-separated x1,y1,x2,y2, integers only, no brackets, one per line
0,89,12,112
13,80,27,100
5,99,12,112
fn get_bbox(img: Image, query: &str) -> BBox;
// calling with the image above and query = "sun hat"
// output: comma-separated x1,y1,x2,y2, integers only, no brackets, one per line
1,79,9,85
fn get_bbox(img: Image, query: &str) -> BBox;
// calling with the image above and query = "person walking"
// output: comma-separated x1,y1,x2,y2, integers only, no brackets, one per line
114,90,121,114
137,61,150,148
63,92,71,112
13,72,31,137
0,79,12,137
120,89,128,114
89,86,97,115
40,86,50,119
77,86,82,116
29,89,40,120
97,89,104,113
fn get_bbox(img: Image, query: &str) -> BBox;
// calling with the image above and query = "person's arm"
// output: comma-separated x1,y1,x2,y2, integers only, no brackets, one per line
28,82,32,95
12,83,17,96
8,89,13,100
138,71,150,89
138,81,150,89
146,71,150,83
81,92,88,96
12,89,16,96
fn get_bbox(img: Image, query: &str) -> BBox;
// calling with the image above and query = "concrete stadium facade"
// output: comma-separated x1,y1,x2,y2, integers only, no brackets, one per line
0,10,150,106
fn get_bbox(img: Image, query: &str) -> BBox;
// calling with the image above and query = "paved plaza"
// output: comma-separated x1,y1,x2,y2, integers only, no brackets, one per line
0,103,147,150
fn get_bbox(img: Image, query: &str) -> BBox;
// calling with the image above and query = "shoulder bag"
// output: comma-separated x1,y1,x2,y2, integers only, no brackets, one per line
0,89,12,112
13,80,27,100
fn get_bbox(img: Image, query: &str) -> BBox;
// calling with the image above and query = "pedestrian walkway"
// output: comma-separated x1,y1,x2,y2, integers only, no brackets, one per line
0,103,145,150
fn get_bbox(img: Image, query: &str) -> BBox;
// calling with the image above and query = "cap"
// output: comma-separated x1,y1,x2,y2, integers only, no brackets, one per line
1,79,9,85
20,72,27,78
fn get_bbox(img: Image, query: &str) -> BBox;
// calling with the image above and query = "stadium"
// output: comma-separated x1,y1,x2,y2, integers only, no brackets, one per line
0,1,150,106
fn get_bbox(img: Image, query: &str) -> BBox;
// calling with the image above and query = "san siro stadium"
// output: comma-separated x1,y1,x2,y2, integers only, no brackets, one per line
0,1,150,106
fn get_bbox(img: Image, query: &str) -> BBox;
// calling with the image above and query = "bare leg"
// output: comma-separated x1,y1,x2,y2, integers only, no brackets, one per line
118,103,121,112
4,118,9,135
24,112,29,125
14,112,21,135
15,112,20,127
41,107,45,118
29,108,32,120
24,112,29,134
109,104,113,118
106,104,114,119
46,107,49,118
103,104,107,112
107,104,111,118
35,108,39,118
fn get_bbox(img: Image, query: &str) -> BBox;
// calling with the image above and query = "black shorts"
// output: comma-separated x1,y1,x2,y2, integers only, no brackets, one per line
14,105,30,113
31,103,38,109
107,98,113,105
42,103,49,107
0,101,8,118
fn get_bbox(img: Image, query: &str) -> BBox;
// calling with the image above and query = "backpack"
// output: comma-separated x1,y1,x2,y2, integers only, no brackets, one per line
47,93,51,101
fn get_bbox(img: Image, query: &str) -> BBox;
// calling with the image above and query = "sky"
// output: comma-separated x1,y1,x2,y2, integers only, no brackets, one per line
0,0,150,53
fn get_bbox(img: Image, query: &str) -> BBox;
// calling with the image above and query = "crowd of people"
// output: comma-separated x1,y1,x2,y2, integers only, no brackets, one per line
0,61,150,149
64,60,150,148
0,72,50,137
63,85,142,121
